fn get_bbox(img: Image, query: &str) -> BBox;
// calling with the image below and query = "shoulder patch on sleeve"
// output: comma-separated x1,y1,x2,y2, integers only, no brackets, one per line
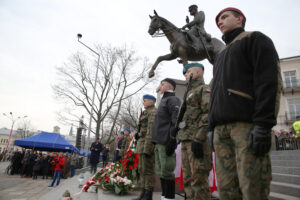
205,89,211,93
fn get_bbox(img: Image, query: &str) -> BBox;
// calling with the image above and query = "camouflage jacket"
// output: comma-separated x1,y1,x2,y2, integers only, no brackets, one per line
136,105,157,155
178,77,210,143
120,134,131,158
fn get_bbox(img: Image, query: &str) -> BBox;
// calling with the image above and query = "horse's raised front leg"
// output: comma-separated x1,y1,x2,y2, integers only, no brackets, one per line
149,53,177,78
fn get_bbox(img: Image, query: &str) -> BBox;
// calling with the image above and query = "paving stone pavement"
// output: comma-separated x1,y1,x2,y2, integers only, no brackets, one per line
0,162,95,200
0,162,53,200
0,162,185,200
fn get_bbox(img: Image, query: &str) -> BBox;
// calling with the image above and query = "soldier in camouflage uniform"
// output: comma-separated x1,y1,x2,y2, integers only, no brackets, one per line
209,8,282,199
133,94,157,200
120,128,131,159
178,63,212,200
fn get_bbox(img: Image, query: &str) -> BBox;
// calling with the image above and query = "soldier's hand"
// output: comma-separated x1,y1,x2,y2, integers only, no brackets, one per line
134,133,140,140
192,142,204,158
248,125,271,156
165,138,177,156
144,153,151,158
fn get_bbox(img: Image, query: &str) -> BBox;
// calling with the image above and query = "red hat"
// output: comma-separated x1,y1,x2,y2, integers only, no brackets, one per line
215,7,246,28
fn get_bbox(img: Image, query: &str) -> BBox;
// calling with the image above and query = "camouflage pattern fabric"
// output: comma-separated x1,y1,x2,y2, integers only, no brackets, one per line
120,134,130,158
138,154,155,190
214,122,272,200
136,105,156,190
136,106,156,155
178,77,210,143
181,141,211,200
178,77,212,200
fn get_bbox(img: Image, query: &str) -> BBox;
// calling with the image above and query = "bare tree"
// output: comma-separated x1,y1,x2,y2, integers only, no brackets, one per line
53,44,157,139
16,119,35,138
119,97,143,131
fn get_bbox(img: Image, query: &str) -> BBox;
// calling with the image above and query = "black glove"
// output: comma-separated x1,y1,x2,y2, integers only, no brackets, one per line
248,125,271,156
144,153,151,158
192,142,204,158
134,133,140,140
207,131,214,152
165,138,177,156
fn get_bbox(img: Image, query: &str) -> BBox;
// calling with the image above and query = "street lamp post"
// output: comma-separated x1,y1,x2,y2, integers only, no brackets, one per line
77,33,100,167
3,112,27,152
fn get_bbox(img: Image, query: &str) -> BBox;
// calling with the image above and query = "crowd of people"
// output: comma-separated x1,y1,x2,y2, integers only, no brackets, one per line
0,148,80,186
273,127,300,150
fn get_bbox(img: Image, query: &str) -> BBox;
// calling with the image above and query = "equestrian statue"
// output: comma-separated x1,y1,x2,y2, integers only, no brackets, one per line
148,5,225,78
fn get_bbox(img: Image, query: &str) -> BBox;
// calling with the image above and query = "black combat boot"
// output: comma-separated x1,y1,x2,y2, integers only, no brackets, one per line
142,189,153,200
132,188,146,200
164,179,175,200
160,178,165,199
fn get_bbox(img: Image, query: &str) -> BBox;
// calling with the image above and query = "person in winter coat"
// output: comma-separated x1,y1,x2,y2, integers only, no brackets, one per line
102,144,110,167
32,154,42,180
41,153,50,179
48,152,65,187
89,138,103,174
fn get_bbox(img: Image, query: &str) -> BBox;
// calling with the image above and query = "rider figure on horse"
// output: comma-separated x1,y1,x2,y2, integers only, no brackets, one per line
182,5,212,53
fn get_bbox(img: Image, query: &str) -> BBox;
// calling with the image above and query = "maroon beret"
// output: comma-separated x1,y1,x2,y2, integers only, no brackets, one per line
215,7,246,28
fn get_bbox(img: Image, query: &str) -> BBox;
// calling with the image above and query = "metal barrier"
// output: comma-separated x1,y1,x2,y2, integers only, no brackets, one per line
275,137,298,150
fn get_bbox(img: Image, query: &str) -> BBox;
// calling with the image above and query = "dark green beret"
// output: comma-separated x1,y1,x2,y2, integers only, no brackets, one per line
183,62,204,74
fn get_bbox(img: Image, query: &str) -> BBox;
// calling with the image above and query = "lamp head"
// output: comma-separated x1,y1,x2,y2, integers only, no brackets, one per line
77,33,82,40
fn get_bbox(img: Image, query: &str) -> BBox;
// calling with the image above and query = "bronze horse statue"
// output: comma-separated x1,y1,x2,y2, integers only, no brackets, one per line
148,10,224,78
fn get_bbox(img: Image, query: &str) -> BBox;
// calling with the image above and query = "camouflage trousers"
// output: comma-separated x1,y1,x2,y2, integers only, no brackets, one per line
214,122,272,200
181,141,211,200
138,153,155,190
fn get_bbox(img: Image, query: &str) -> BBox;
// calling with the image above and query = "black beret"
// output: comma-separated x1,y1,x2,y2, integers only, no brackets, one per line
161,78,176,90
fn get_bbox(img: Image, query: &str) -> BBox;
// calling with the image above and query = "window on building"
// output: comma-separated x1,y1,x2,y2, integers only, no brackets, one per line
288,98,300,120
284,71,297,88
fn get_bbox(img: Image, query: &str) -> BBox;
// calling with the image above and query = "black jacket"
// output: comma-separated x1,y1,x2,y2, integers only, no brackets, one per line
90,142,103,164
209,27,282,129
152,92,181,145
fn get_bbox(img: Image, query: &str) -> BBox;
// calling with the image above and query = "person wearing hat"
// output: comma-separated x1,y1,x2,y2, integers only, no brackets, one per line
178,63,212,200
182,4,211,53
113,131,124,163
89,137,103,174
120,128,131,159
293,115,300,150
133,94,157,200
209,7,282,199
152,78,181,200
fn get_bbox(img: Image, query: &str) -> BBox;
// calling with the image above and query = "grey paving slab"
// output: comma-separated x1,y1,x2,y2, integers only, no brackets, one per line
39,171,97,200
98,190,185,200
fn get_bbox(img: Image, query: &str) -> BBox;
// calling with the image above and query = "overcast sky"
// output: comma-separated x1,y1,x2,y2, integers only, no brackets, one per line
0,0,299,135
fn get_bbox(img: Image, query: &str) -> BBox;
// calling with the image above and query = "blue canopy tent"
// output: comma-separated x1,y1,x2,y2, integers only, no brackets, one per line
14,131,80,153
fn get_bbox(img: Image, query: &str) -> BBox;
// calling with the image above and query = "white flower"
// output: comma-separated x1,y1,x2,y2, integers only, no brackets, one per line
124,179,132,185
110,178,116,183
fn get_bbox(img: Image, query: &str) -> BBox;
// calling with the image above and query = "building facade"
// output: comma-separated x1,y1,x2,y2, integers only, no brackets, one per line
274,55,300,131
0,128,21,152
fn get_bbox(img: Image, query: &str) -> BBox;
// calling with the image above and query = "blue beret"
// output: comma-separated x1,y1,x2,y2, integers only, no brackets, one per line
143,94,156,102
119,131,124,135
183,63,204,74
125,128,131,133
